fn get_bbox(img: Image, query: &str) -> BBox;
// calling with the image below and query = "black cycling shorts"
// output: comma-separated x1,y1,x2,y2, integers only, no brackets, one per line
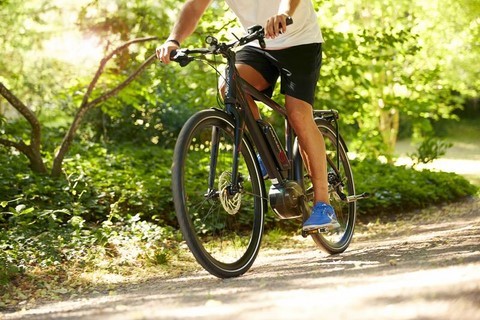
235,43,322,106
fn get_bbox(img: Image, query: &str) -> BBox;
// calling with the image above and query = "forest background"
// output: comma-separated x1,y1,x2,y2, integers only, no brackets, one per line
0,0,479,307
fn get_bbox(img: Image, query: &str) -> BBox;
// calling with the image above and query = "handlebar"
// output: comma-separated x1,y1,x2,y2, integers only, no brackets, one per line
169,17,293,67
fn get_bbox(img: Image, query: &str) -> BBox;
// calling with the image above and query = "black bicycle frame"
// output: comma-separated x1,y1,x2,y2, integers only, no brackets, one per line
218,49,296,191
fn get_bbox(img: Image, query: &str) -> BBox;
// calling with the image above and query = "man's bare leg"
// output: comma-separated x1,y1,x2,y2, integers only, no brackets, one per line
220,65,336,229
285,96,339,231
285,95,329,204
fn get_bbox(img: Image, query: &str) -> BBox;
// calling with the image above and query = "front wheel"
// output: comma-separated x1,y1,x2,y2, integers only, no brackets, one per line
299,119,356,254
172,109,267,278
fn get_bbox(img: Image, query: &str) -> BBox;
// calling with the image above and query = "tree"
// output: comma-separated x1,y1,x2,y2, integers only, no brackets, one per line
0,0,231,176
1,0,478,175
314,0,479,160
0,37,157,176
0,0,177,176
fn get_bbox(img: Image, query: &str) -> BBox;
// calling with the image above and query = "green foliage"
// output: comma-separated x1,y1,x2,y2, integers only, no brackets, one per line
2,0,477,168
0,145,178,287
0,138,178,284
0,210,176,287
352,159,478,217
1,142,177,222
71,0,228,148
62,142,176,223
1,134,478,297
408,137,453,166
315,0,475,160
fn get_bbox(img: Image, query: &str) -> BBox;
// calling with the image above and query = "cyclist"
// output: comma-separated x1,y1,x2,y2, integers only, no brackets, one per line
156,0,340,232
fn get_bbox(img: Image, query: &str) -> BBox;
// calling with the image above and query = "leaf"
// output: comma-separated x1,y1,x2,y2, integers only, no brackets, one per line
15,204,26,212
53,288,69,294
15,291,28,300
21,207,35,215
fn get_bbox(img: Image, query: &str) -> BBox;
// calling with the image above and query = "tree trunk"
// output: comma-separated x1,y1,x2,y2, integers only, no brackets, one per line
379,107,399,163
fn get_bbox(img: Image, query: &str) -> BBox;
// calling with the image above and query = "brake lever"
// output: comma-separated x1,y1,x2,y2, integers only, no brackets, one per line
259,39,266,49
170,49,194,67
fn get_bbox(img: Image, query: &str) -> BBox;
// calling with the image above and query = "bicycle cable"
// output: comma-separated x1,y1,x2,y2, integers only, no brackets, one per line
183,53,227,109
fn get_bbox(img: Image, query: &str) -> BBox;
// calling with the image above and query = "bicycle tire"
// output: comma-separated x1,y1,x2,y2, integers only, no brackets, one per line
298,118,356,254
172,109,266,278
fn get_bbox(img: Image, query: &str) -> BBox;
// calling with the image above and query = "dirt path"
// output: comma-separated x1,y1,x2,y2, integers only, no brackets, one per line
3,198,480,320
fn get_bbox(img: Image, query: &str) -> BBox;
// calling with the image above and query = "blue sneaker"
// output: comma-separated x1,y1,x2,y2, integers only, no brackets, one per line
303,202,340,232
257,154,268,179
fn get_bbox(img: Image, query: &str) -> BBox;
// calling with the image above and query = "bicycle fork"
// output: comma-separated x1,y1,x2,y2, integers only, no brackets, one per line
206,105,245,197
206,125,221,196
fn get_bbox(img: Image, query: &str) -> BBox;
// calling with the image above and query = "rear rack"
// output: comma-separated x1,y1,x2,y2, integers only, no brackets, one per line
313,109,339,122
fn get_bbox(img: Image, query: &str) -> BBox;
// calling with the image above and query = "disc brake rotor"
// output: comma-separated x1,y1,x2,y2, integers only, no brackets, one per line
218,171,242,215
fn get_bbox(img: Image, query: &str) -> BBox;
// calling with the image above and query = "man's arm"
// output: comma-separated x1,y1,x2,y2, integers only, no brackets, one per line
265,0,300,39
156,0,211,64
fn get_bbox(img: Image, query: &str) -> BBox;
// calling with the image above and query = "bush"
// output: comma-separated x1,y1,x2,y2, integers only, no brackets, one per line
0,143,178,288
352,159,478,218
61,142,177,225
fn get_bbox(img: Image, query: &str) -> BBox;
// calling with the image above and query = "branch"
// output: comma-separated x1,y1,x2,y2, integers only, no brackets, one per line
80,36,158,109
87,53,156,108
0,136,47,173
0,82,42,151
51,37,159,177
0,137,30,155
0,82,47,173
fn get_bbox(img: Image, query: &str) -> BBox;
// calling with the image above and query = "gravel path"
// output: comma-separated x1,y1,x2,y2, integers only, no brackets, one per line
4,198,479,320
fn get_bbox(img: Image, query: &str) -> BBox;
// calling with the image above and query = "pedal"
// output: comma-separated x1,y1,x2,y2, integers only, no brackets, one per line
301,227,328,237
346,192,371,203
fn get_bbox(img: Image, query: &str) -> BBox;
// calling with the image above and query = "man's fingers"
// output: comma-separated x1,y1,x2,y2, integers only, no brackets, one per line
265,15,288,39
275,15,287,35
156,45,174,64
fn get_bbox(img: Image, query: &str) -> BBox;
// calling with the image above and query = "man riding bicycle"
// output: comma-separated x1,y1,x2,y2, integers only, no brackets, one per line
156,0,339,232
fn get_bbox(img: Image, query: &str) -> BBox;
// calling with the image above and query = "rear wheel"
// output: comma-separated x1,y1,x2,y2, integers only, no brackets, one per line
301,119,356,254
172,109,266,278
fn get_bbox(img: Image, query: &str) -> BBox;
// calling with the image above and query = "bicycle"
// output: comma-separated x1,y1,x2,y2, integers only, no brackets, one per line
168,22,368,278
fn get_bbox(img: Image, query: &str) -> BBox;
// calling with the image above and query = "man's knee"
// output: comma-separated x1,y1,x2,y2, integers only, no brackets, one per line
286,99,313,122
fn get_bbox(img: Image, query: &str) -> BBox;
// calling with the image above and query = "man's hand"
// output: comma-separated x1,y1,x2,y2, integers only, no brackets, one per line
156,40,180,64
265,13,290,39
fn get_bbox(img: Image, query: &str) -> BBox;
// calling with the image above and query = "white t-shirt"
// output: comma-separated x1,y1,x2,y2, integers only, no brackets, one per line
224,0,323,49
